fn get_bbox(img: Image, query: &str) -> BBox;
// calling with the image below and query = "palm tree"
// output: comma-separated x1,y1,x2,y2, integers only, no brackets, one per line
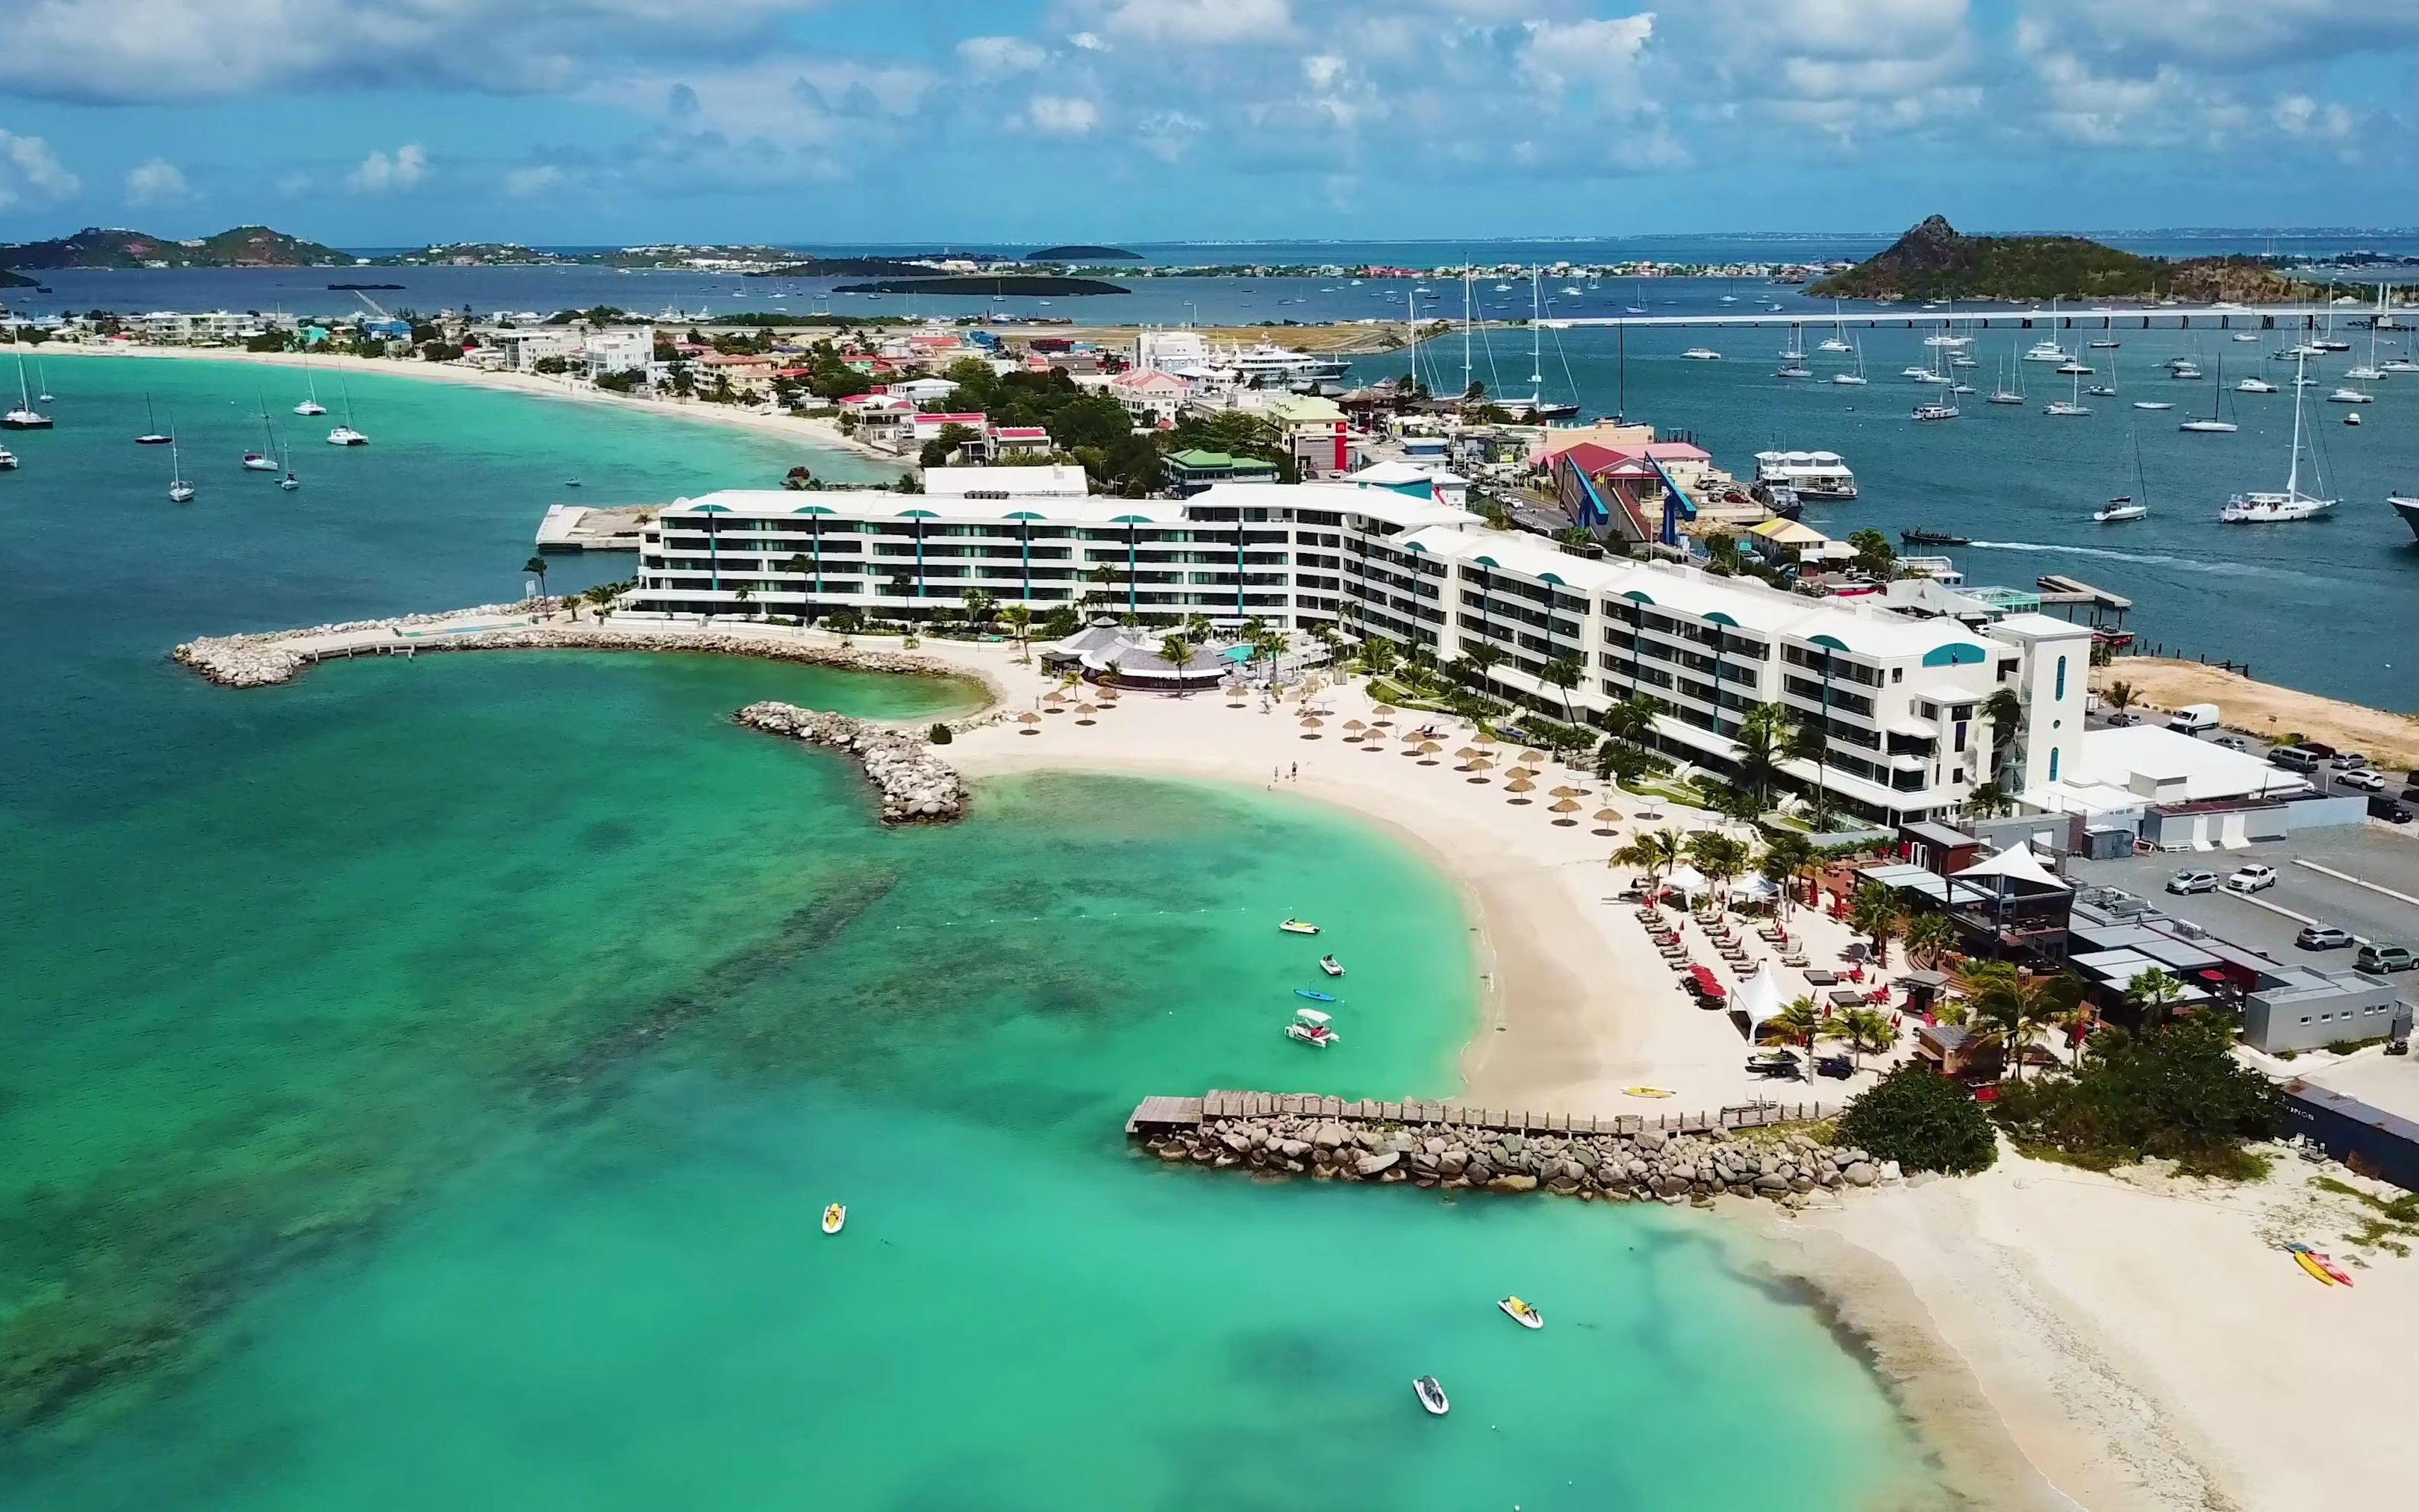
523,554,549,606
1831,1006,1900,1074
1962,963,2088,1082
961,588,999,633
1614,828,1682,889
2123,965,2185,1029
1603,693,1662,750
1541,656,1582,723
1735,702,1796,807
1685,830,1750,902
1967,780,2014,818
1000,605,1035,661
1160,634,1197,693
1758,831,1813,917
1903,910,1958,970
1765,995,1825,1075
1463,643,1505,687
1980,686,2026,784
1358,634,1399,681
1702,533,1744,576
1847,881,1903,967
731,583,755,619
2106,679,2135,717
1184,612,1215,646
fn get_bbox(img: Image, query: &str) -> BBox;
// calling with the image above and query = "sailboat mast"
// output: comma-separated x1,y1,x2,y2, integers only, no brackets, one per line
1529,267,1543,396
1461,270,1472,399
2286,352,2306,496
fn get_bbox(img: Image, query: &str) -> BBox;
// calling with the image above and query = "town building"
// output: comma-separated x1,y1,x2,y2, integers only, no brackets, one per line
620,481,2096,822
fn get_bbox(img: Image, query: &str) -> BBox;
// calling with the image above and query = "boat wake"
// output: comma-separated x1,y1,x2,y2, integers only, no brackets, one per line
1961,540,2325,581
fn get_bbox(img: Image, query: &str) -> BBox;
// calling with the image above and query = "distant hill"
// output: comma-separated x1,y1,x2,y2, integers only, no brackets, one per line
0,266,34,289
831,275,1129,296
1809,216,2323,304
1028,245,1139,260
0,224,351,269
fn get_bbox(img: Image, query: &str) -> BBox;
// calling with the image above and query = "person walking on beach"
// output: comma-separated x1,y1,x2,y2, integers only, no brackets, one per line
1290,763,1298,781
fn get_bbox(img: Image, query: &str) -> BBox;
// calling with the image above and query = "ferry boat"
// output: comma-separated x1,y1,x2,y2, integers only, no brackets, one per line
1754,450,1857,501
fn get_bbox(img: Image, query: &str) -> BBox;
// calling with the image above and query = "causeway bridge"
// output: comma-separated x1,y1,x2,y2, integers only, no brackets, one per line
1543,305,2394,333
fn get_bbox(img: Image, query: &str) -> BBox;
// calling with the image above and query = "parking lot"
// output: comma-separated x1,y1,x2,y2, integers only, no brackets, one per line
2070,824,2419,962
2088,709,2419,813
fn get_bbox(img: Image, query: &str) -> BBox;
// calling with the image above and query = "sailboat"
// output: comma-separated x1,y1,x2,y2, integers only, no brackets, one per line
166,416,195,503
1623,280,1648,314
1986,347,2023,405
1496,270,1579,419
2045,369,2091,417
34,358,53,403
1817,301,1852,354
3,354,52,429
1831,341,1868,385
326,377,369,446
2085,352,2117,399
2094,432,2150,522
294,349,328,416
2220,354,2334,522
2344,289,2388,381
137,393,172,444
2180,358,2238,432
243,399,280,470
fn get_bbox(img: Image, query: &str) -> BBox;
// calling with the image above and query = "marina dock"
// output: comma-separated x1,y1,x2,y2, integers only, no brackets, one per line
2035,574,2133,630
1127,1090,1837,1140
535,504,657,554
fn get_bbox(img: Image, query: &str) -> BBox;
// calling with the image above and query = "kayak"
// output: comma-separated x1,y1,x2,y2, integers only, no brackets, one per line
1623,1086,1676,1099
1498,1296,1544,1330
2291,1243,2353,1285
1294,988,1340,1003
2292,1250,2333,1285
1411,1375,1450,1416
1279,919,1321,935
822,1202,846,1236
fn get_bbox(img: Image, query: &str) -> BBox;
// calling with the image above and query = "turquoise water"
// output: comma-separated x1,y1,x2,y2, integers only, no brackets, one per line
0,358,1939,1508
1373,322,2419,708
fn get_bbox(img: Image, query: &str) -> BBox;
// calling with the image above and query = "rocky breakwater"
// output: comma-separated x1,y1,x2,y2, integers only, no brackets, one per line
1145,1113,1897,1207
737,701,964,825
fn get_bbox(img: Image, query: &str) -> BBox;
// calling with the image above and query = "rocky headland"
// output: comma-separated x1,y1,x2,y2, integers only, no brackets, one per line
735,701,965,823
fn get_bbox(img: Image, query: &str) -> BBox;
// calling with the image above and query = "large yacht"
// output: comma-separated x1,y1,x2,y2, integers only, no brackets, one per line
2391,493,2419,542
1209,341,1350,384
1753,449,1858,501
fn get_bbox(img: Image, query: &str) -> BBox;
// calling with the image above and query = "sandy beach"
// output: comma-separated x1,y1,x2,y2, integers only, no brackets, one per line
34,341,908,472
2096,657,2419,768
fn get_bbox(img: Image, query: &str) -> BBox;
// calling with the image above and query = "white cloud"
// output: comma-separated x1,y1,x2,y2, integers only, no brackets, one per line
350,144,430,193
1068,31,1107,51
503,164,569,197
1100,0,1292,46
124,157,193,204
1023,95,1101,136
958,35,1047,78
2014,0,2419,73
1520,15,1656,94
2273,93,2356,140
0,130,80,208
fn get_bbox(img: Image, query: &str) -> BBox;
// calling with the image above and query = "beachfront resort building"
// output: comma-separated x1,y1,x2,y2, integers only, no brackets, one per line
622,481,2094,823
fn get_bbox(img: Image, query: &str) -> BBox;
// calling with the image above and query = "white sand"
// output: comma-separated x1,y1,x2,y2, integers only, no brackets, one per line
35,342,905,470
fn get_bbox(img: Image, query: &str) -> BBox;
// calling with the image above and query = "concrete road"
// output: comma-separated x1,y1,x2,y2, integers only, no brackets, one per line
2072,825,2419,960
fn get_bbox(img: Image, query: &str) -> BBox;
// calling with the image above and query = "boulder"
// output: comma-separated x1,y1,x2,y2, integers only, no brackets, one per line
1488,1173,1539,1193
1844,1161,1878,1187
1355,1151,1402,1178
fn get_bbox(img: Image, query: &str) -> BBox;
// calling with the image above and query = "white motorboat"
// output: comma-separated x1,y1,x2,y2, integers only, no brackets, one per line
2023,340,2071,363
1318,955,1343,977
2056,360,2094,376
822,1202,846,1235
1412,1376,1450,1416
1498,1296,1544,1329
2088,339,2120,349
2094,502,2147,522
1285,1008,1339,1049
1279,918,1321,935
1911,402,1958,422
2237,378,2277,394
242,452,278,471
1775,365,1812,379
3,355,51,430
2179,418,2238,433
2222,354,2334,522
1682,348,1721,360
2347,413,2362,426
0,446,17,469
2132,401,2173,410
2327,387,2373,404
2232,331,2260,342
280,470,302,491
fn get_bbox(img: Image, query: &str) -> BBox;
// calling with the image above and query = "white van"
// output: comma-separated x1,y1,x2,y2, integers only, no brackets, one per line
2167,703,2221,736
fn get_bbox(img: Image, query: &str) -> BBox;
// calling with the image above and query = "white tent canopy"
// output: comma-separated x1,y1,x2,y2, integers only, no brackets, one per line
1953,841,2069,893
1736,970,1786,1037
1663,863,1709,897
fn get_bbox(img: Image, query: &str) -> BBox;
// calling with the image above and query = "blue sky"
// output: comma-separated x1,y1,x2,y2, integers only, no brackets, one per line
1,1,2415,248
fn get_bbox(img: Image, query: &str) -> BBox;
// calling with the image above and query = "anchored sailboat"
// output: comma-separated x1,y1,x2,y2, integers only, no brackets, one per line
2221,354,2333,522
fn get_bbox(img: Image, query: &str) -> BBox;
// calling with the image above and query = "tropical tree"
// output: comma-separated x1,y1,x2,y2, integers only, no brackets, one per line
1000,605,1036,661
1832,1006,1900,1073
1614,827,1683,888
1702,532,1745,576
1903,910,1959,970
1735,702,1797,806
1541,656,1583,723
2105,679,2135,716
1686,831,1752,901
1358,634,1399,681
779,552,813,590
1962,963,2089,1082
1595,737,1656,788
961,588,999,633
1184,611,1215,646
523,554,549,604
1462,643,1505,686
1784,717,1829,816
1848,881,1904,967
1967,780,2014,818
2123,966,2185,1030
730,583,756,618
1845,528,1897,580
1764,995,1826,1075
1758,831,1814,916
1980,687,2026,784
1159,634,1197,693
1602,692,1662,751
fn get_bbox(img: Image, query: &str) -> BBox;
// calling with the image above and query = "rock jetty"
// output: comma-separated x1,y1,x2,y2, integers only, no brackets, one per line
1141,1108,1896,1206
174,607,967,690
737,701,964,824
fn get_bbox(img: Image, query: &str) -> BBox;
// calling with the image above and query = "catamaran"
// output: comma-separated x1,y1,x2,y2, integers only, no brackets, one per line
327,377,369,446
294,349,328,416
2221,354,2334,522
1986,348,2023,405
166,419,195,504
1817,302,1852,354
242,401,280,470
3,355,51,430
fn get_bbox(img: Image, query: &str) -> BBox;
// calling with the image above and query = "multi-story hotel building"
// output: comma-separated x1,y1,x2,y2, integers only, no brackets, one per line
625,482,2094,822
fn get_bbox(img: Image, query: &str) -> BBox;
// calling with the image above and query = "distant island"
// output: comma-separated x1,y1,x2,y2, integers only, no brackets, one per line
327,282,405,290
0,266,34,289
373,241,809,269
0,224,351,269
1028,245,1139,260
831,275,1129,296
1811,216,2316,303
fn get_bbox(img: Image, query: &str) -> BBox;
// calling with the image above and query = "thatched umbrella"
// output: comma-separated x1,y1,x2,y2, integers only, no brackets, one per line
1592,806,1623,836
1370,698,1396,728
1016,711,1042,736
1519,749,1548,766
1342,717,1367,743
1299,715,1325,740
1043,690,1067,713
1464,756,1496,784
1549,797,1584,825
1505,765,1537,781
1223,679,1248,706
1453,745,1480,766
1505,777,1538,805
1076,702,1099,725
1098,685,1120,704
1416,740,1443,766
1550,784,1588,800
1399,729,1425,756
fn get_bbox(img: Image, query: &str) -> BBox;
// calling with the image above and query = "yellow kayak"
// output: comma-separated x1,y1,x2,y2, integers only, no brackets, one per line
2292,1250,2333,1285
822,1202,846,1236
1624,1087,1676,1099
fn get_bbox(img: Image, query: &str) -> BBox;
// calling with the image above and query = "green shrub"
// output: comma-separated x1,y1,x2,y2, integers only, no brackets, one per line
1988,1015,2284,1179
1835,1063,1998,1175
928,723,953,746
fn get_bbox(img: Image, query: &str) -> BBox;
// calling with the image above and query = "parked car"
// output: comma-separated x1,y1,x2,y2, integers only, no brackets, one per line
2300,741,2340,760
2341,768,2388,792
2369,796,2414,825
2106,711,2140,727
2295,925,2354,951
2225,864,2279,893
2269,745,2324,773
2356,943,2416,974
2335,751,2369,769
2215,736,2250,751
2167,869,2220,895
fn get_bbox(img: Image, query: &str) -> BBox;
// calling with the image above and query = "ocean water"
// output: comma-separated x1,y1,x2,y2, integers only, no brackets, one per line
0,358,1941,1507
1370,319,2419,710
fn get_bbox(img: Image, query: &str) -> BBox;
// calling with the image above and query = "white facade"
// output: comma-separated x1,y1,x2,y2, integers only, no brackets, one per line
487,328,585,371
624,482,2087,822
1135,330,1211,372
580,325,656,377
923,464,1090,499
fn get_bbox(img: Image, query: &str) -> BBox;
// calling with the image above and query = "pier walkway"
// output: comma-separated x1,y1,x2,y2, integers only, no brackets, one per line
1126,1090,1837,1140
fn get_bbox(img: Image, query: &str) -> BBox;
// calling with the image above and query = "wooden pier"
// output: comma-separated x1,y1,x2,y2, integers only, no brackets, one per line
2036,573,2133,629
1127,1090,1836,1140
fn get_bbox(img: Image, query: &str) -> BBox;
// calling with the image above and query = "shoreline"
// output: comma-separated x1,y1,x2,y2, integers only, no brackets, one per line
33,342,908,472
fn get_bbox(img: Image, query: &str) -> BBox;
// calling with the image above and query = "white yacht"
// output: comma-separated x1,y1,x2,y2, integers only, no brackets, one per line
2045,372,2092,417
2327,387,2373,404
2056,360,2094,376
1753,449,1858,501
1911,401,1959,422
167,425,195,504
4,356,51,429
1831,342,1869,385
2232,331,2260,343
0,445,17,469
2381,357,2419,375
1682,347,1721,360
2132,401,2173,410
2236,377,2277,394
2221,355,2334,522
1775,364,1813,379
327,377,369,446
2023,340,2072,363
1208,341,1350,384
294,350,328,416
2167,360,2203,381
